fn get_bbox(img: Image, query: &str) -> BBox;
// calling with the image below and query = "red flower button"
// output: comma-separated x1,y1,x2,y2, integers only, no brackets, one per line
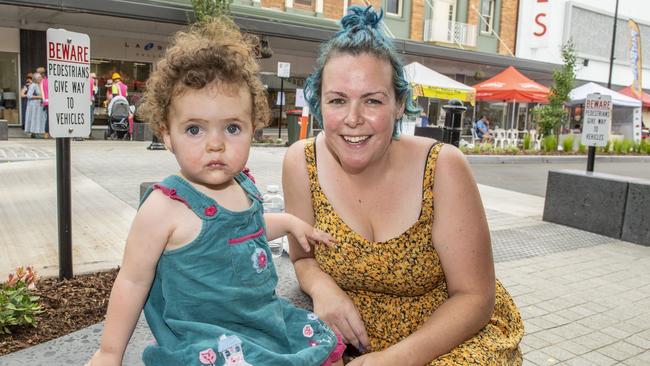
204,205,217,217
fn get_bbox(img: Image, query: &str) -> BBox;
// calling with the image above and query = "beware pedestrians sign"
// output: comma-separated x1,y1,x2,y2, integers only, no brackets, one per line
47,29,91,138
581,93,612,147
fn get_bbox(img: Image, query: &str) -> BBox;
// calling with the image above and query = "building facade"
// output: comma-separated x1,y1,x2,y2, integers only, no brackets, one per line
517,0,650,89
0,0,553,128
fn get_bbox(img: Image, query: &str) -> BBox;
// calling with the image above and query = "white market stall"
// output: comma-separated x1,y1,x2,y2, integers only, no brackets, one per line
568,82,642,142
403,62,475,135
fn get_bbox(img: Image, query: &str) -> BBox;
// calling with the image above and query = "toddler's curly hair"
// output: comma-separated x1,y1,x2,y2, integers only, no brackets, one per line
138,16,270,137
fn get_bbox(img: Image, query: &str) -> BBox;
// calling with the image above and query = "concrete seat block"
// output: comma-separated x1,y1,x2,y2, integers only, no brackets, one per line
543,170,628,239
0,120,7,140
621,181,650,246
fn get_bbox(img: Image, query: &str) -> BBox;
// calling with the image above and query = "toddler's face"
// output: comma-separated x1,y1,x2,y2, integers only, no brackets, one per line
164,82,254,189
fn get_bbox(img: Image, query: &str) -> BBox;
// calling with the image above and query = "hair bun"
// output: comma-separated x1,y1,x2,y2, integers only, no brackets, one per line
340,5,383,33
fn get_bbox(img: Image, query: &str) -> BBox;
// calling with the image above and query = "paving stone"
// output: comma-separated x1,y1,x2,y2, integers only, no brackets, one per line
538,345,576,361
579,351,618,366
597,341,644,361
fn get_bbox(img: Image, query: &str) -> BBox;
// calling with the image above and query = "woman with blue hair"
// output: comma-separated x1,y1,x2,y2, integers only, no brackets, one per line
283,6,523,365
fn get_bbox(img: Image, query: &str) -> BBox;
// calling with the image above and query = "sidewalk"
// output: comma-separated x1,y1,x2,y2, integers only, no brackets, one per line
1,139,649,365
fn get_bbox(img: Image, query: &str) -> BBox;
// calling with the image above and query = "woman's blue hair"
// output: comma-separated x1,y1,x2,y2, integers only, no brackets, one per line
304,5,420,139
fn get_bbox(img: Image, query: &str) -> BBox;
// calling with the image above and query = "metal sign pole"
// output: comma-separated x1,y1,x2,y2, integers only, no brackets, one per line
278,77,284,139
56,138,73,279
587,146,596,172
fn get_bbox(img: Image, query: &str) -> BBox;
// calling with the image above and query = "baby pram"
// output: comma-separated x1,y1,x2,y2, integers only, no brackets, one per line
105,96,132,140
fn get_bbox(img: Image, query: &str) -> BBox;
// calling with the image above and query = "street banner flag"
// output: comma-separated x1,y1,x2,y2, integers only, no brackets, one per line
628,19,643,98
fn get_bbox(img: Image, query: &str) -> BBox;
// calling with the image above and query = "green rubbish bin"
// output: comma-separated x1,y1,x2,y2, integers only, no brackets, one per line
286,109,303,146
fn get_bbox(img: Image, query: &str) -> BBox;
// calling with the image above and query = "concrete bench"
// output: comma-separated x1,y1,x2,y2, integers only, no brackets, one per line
543,169,650,246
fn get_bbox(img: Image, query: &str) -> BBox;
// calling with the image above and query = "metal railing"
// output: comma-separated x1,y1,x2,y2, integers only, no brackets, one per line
424,19,477,48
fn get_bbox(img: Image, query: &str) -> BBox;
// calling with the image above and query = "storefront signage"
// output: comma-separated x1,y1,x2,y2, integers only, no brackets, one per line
581,93,612,147
47,28,90,138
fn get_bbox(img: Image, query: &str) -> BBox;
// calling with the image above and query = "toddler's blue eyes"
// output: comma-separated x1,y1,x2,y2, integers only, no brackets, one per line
226,124,241,134
187,126,200,135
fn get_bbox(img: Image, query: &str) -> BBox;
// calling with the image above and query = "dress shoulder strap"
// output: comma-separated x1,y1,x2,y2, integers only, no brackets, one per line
139,175,221,220
304,138,319,196
420,142,444,218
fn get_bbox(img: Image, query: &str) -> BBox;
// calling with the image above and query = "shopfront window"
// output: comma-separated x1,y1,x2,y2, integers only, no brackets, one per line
90,59,152,123
0,51,20,124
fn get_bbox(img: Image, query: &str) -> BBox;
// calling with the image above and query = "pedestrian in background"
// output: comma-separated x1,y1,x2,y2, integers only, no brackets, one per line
20,73,33,129
89,73,98,138
24,72,46,137
36,66,50,139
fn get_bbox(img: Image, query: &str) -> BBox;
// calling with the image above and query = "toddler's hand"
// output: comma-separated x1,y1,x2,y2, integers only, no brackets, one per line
289,217,336,253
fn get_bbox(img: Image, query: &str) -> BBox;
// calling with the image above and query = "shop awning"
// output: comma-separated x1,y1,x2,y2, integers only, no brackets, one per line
618,85,650,108
403,62,475,105
568,82,642,108
472,66,549,103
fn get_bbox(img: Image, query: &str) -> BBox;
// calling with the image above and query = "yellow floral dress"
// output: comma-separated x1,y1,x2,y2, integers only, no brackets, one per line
305,140,524,365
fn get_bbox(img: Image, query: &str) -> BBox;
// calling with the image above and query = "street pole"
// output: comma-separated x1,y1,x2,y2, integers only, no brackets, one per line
588,0,619,172
56,138,73,279
278,77,284,139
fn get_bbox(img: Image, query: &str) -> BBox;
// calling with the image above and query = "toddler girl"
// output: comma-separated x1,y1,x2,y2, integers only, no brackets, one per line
87,16,344,366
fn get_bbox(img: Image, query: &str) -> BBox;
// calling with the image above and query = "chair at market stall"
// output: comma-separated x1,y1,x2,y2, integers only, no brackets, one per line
470,122,481,145
506,129,519,147
494,128,507,149
529,129,542,150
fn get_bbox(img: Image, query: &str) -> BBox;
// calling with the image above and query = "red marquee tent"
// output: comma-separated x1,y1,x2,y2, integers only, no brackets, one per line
618,85,650,108
473,66,549,103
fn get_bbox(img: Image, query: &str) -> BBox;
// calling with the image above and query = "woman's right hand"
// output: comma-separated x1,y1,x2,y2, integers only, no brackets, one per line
312,283,370,352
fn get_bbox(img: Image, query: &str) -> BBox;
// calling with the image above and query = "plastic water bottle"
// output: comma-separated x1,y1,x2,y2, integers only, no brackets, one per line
263,184,286,257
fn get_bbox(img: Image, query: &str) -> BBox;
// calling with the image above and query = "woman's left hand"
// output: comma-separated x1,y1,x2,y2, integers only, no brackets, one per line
346,350,398,366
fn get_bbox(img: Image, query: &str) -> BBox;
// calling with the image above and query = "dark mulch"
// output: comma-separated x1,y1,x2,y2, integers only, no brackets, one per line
0,268,118,356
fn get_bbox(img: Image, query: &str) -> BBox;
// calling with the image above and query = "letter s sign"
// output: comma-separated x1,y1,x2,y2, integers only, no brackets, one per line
534,13,547,36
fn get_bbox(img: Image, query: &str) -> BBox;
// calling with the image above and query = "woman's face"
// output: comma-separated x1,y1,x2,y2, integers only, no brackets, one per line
320,53,404,173
33,75,42,83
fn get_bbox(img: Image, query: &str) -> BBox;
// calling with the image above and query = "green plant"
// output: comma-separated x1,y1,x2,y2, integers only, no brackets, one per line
523,133,532,150
542,135,558,152
533,41,577,136
562,134,575,152
641,139,650,154
604,140,612,153
612,139,624,154
191,0,233,22
621,139,634,155
506,146,520,154
578,143,587,154
0,266,43,334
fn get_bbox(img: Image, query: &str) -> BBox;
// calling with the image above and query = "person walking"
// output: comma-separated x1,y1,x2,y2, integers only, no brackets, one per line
110,72,128,99
24,72,47,137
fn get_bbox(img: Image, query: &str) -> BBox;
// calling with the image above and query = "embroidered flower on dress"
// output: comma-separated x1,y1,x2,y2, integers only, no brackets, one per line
308,339,318,347
251,248,268,273
199,348,217,365
303,324,314,338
